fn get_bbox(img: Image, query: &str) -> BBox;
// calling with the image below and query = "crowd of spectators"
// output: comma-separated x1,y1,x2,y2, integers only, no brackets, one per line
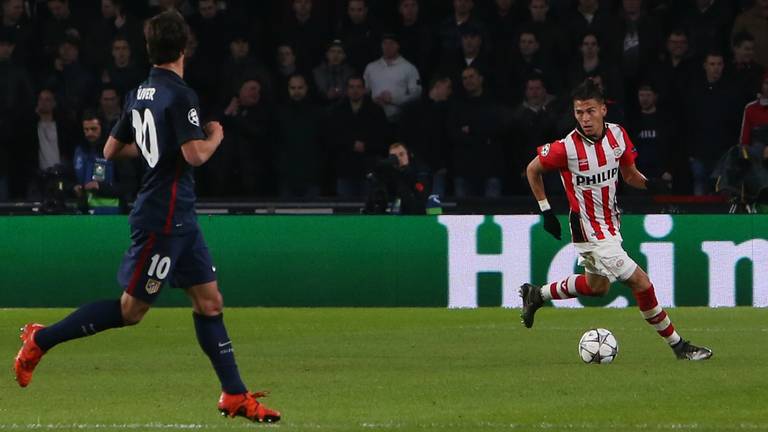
1,0,768,204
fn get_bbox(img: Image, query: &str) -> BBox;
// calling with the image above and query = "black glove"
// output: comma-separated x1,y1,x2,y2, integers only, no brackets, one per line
542,209,561,240
645,178,670,194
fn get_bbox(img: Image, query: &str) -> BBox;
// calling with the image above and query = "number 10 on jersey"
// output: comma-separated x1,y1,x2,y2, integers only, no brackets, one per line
132,109,160,168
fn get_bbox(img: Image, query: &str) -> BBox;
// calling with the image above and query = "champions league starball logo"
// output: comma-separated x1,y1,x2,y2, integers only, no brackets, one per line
188,108,200,126
541,143,551,157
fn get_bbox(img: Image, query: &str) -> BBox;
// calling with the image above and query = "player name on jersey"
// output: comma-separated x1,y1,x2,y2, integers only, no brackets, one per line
137,87,156,100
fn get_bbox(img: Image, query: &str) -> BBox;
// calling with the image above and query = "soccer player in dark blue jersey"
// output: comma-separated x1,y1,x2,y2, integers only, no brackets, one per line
13,11,281,423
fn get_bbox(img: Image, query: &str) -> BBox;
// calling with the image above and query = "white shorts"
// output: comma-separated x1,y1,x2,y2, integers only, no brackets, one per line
574,237,638,282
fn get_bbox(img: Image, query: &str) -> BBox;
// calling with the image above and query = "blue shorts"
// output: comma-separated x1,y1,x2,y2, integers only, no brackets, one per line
117,227,217,303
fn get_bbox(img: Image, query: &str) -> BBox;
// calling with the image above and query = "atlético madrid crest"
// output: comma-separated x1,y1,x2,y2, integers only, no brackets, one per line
145,278,161,295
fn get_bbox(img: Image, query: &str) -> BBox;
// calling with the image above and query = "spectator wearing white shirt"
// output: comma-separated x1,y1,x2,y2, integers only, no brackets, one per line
363,33,421,122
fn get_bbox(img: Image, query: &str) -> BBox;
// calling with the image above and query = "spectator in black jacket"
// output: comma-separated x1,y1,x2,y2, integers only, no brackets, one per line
395,0,434,81
100,35,145,97
681,0,734,60
41,37,94,122
279,0,330,70
87,0,145,71
686,52,742,195
488,0,524,58
40,0,88,63
217,32,273,105
524,0,569,70
0,28,33,200
566,32,623,104
398,75,453,196
448,66,505,197
437,0,488,63
647,29,696,114
336,0,380,74
1,0,36,69
439,24,493,97
501,29,560,105
211,78,275,197
613,0,662,108
564,0,616,55
275,74,325,198
626,83,674,187
312,39,356,105
188,0,232,64
510,76,557,193
274,43,310,103
328,75,390,197
727,31,766,108
96,85,122,129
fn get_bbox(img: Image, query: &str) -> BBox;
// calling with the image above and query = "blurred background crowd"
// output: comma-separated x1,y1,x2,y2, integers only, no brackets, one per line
1,0,767,208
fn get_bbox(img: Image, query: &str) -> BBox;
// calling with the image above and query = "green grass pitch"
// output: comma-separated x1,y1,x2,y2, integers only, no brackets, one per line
2,307,767,431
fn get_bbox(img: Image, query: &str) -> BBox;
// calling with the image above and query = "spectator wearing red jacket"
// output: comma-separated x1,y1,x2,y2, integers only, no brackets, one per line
740,73,768,148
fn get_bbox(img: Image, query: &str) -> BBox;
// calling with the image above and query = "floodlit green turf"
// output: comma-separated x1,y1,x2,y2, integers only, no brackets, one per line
1,307,767,431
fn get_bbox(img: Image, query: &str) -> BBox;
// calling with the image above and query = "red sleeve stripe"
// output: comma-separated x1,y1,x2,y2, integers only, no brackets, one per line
126,233,156,296
582,189,605,240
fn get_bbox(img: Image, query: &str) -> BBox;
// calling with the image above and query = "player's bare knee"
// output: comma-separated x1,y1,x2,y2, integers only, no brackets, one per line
625,267,651,293
120,294,150,326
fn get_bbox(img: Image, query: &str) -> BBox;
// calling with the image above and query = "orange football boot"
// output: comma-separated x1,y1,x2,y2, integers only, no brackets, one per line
218,391,281,423
14,323,46,387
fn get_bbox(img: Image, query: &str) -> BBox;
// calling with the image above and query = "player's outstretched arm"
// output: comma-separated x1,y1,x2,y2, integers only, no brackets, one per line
527,157,561,240
526,157,548,202
104,136,139,160
181,121,223,167
620,163,668,192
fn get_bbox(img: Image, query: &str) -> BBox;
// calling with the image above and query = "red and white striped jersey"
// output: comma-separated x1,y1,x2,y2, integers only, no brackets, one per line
537,123,637,243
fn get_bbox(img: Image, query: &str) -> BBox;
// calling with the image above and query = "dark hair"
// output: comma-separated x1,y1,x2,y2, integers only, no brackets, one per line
144,11,189,65
581,31,600,46
732,31,755,48
525,74,546,89
637,82,656,93
703,50,724,62
99,84,120,96
346,74,365,86
287,73,307,85
428,74,451,90
571,79,604,103
667,28,688,40
81,109,101,123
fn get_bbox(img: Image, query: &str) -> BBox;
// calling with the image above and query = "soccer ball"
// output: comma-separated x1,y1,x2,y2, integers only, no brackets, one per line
578,328,618,364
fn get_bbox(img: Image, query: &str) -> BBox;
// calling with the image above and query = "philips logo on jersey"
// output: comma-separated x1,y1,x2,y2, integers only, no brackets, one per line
137,87,156,100
576,167,619,186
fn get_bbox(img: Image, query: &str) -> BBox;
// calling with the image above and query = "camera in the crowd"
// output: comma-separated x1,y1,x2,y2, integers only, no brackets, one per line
40,164,73,214
363,143,434,215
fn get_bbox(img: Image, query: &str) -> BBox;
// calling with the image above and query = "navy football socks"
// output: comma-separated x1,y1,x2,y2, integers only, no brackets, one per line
34,299,125,351
193,312,248,395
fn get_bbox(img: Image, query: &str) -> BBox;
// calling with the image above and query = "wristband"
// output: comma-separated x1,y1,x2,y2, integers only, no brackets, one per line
538,199,551,212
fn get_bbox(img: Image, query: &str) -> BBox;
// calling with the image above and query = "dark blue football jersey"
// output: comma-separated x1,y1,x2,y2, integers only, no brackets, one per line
111,67,206,234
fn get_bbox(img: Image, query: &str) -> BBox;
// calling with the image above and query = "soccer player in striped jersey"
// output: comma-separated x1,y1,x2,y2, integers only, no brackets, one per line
520,79,712,361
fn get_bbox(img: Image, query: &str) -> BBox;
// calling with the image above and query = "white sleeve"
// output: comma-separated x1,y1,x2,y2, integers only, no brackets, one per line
393,64,422,106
